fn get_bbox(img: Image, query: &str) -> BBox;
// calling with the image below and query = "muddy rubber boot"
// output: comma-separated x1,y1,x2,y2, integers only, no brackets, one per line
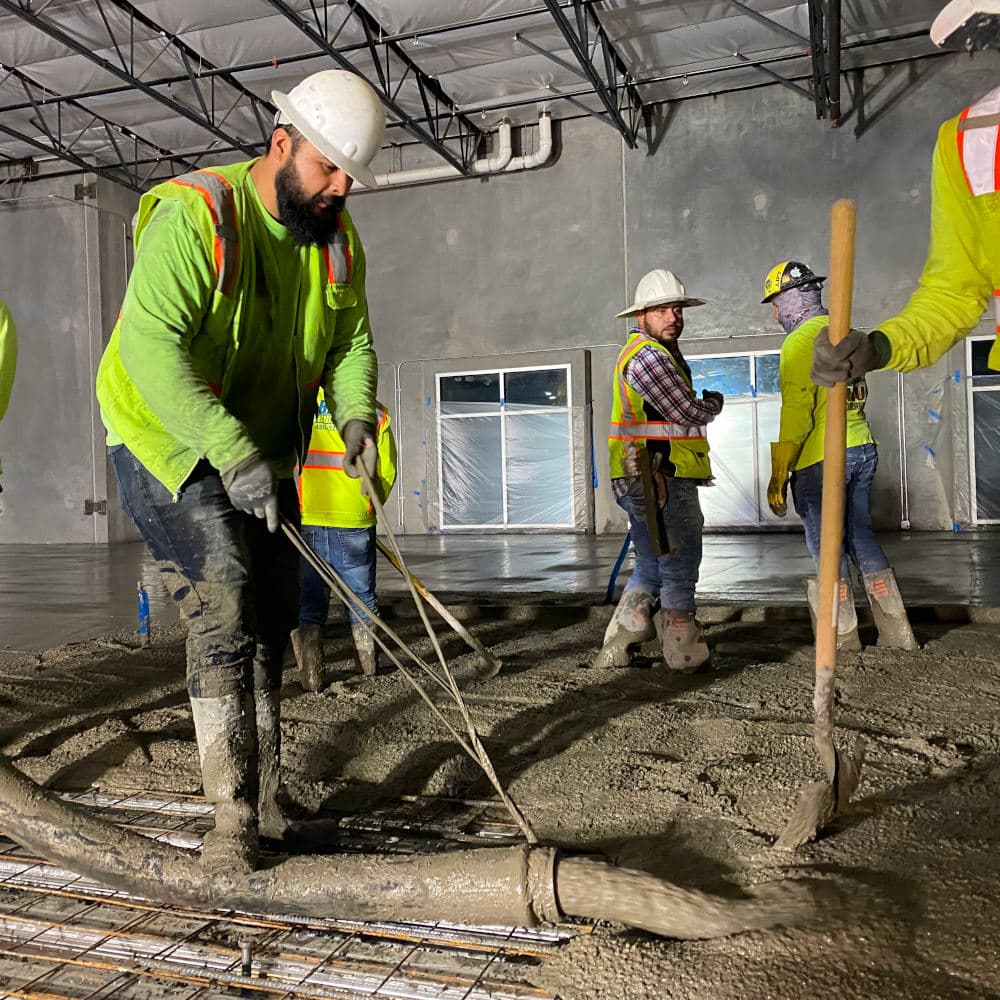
656,609,711,673
863,568,918,650
351,621,377,677
592,590,656,668
805,578,861,652
290,625,326,692
255,688,293,841
190,693,259,872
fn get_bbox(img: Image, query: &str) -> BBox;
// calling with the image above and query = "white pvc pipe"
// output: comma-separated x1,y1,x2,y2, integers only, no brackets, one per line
369,113,552,189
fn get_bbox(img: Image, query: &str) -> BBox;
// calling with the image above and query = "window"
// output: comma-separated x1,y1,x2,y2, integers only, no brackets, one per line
437,365,575,529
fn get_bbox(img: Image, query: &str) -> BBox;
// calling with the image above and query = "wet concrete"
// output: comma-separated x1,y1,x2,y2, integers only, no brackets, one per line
2,530,999,652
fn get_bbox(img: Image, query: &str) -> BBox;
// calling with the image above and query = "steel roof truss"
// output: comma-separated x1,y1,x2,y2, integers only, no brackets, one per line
541,0,646,148
264,0,484,173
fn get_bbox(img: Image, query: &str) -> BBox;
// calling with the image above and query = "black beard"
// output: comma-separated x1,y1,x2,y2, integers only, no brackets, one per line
275,160,346,246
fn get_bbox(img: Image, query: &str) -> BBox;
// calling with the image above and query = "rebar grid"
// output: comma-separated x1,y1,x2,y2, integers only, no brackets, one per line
0,785,587,999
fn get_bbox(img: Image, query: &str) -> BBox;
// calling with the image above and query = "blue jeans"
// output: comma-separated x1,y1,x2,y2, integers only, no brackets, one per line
617,477,704,612
299,525,377,626
110,446,300,699
790,443,890,578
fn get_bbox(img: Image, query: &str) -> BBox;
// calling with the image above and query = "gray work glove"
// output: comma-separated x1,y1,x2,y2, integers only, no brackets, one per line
341,419,378,484
811,327,881,387
701,388,725,411
220,452,279,533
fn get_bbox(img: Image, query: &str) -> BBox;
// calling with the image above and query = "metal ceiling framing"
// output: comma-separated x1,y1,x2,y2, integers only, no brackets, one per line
540,0,646,146
0,0,263,160
262,0,485,175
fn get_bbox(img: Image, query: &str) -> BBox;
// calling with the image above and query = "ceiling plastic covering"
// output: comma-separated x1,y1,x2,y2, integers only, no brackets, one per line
0,0,945,189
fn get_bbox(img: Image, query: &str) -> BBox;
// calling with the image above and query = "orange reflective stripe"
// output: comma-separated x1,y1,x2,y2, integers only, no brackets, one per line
303,450,346,470
168,170,238,296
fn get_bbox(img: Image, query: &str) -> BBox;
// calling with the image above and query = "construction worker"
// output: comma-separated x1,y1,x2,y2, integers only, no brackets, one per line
291,394,397,691
764,262,917,650
594,269,723,673
96,70,385,872
812,2,1000,386
0,298,15,493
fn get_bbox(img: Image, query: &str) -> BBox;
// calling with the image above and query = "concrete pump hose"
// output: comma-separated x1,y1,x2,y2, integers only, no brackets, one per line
0,754,814,938
553,855,817,939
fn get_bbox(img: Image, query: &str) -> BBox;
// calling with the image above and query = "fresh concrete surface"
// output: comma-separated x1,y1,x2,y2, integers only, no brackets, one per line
2,530,997,652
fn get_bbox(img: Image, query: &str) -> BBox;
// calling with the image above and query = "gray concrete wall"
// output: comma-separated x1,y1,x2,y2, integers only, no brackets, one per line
350,53,1000,534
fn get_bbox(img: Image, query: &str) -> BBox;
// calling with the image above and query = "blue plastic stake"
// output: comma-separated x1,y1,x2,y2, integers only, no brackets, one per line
605,532,632,604
137,580,151,647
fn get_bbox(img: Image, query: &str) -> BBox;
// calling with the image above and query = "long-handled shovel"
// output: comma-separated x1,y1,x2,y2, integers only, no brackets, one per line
776,199,866,850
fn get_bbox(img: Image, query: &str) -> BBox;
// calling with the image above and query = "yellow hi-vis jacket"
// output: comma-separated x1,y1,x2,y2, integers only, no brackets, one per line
879,85,1000,372
299,393,397,528
609,332,712,480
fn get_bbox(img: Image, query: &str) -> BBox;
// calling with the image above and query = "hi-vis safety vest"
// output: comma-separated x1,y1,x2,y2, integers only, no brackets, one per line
299,395,397,529
956,88,1000,371
96,159,374,495
608,332,712,481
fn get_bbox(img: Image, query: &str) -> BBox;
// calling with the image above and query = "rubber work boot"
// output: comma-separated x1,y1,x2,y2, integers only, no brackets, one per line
863,568,918,650
255,688,293,841
656,608,711,673
290,624,326,692
190,693,259,872
806,578,861,652
351,621,377,676
592,589,656,668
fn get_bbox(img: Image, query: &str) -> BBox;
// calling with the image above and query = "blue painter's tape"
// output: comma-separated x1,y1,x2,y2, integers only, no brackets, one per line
426,396,432,406
954,369,962,383
923,444,936,457
750,385,757,398
953,521,962,533
413,490,421,496
928,408,942,421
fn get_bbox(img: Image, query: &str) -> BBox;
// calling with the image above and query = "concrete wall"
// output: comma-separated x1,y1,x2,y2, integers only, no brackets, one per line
352,53,1000,534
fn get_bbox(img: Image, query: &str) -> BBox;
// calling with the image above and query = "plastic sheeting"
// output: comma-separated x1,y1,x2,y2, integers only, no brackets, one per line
425,404,590,532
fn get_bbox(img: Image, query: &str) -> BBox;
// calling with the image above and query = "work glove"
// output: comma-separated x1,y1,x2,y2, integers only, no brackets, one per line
767,441,799,517
341,419,378,485
220,452,279,533
701,388,725,411
811,327,881,387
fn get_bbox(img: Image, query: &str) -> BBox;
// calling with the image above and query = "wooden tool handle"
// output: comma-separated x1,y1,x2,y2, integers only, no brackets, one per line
815,199,856,672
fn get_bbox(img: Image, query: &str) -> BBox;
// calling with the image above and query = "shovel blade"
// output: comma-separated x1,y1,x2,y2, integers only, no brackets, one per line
774,739,866,850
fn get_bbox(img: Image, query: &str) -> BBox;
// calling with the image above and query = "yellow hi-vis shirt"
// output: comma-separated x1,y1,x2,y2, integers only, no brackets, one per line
299,393,397,529
879,85,1000,372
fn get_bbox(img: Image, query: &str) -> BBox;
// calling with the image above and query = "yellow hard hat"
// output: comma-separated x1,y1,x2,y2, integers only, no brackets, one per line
761,260,825,304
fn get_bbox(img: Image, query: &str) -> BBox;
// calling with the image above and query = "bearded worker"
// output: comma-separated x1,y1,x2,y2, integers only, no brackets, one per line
96,70,384,872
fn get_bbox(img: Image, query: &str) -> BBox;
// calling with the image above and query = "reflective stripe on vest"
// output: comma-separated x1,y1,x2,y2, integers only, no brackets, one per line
956,87,1000,196
955,91,1000,361
168,170,352,295
169,170,239,297
302,450,345,470
610,421,705,440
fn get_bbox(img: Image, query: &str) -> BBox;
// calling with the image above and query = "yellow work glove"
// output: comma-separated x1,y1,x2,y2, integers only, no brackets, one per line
767,441,799,517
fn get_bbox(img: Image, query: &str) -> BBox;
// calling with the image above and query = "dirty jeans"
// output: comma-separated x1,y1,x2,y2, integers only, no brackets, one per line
110,445,300,700
616,477,704,613
299,525,377,627
790,443,890,578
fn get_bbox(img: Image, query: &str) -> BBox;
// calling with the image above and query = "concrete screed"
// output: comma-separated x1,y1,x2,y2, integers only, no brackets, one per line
0,599,997,998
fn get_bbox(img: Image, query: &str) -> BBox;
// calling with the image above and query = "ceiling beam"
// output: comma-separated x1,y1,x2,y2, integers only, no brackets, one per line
261,0,484,174
0,0,258,156
540,0,646,147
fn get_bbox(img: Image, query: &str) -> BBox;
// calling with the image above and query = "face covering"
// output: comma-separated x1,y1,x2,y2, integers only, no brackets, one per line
773,284,826,334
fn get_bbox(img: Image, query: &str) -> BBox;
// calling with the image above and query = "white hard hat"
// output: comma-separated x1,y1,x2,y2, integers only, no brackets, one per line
616,269,706,318
272,70,386,188
932,1,1000,48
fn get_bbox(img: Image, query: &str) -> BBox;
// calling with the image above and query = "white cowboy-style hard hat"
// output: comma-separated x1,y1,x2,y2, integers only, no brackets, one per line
931,0,1000,49
272,70,386,188
616,269,706,318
